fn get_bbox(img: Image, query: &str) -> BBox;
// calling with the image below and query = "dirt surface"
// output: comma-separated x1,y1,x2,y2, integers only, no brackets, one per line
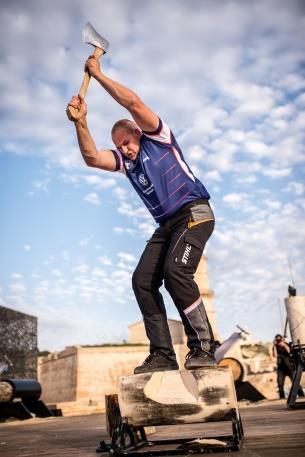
1,399,305,456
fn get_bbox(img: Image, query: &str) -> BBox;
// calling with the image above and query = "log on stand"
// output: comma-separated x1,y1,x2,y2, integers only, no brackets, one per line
97,367,244,455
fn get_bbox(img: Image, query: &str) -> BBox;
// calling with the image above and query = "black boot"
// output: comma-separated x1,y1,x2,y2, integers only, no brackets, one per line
134,314,179,374
184,347,217,369
134,351,179,374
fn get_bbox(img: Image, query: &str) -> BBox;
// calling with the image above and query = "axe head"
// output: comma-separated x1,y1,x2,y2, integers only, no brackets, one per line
82,22,109,53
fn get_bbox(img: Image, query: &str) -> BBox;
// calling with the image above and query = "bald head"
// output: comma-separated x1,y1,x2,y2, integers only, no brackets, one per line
111,119,138,140
111,119,142,161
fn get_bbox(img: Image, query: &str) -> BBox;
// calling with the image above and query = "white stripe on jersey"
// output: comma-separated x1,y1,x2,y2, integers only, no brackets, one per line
143,119,171,144
172,146,195,182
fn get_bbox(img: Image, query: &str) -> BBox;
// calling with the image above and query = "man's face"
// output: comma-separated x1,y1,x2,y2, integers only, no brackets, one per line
112,127,141,161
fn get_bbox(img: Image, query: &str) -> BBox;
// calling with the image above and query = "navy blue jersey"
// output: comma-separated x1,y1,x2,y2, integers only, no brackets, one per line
112,118,210,224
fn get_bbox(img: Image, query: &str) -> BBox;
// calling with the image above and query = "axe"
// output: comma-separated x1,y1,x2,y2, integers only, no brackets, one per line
67,22,109,118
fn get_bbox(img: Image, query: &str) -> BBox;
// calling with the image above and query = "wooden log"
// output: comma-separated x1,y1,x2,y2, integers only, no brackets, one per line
0,381,14,403
118,367,238,427
218,357,244,382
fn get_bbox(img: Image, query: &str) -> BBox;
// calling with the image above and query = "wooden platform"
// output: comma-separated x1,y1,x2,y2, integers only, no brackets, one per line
118,367,238,426
0,400,305,456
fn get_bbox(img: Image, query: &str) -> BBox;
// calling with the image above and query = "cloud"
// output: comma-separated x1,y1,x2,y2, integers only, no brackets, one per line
118,252,137,263
285,181,304,196
209,198,305,333
61,173,117,190
62,251,70,261
11,273,23,279
51,270,62,277
9,282,26,294
262,167,292,179
113,226,135,236
223,192,249,207
79,237,91,247
205,170,222,182
73,264,89,274
244,141,271,159
83,192,101,205
98,256,112,266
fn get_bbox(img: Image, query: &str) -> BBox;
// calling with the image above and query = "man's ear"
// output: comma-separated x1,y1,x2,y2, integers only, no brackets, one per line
134,128,142,137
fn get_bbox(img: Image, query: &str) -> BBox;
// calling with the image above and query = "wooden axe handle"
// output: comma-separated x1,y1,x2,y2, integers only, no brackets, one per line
79,47,105,99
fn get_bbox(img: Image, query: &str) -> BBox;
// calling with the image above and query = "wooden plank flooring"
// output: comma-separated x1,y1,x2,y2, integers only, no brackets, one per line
0,399,305,456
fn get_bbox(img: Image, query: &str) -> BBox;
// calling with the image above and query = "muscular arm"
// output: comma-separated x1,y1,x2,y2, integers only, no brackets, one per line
67,95,117,171
86,56,159,132
74,117,117,171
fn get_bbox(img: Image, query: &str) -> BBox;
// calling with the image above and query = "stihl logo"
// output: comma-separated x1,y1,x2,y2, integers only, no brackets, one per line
182,244,191,264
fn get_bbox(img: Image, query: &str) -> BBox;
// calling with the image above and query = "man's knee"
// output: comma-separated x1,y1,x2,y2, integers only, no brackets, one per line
132,266,142,295
132,266,162,296
163,264,180,296
164,263,200,310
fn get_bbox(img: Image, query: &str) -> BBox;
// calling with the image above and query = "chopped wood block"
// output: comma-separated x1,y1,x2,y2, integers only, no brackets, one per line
0,381,14,403
118,367,238,427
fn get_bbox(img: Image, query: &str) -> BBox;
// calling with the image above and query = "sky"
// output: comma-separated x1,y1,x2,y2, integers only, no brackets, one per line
1,0,305,351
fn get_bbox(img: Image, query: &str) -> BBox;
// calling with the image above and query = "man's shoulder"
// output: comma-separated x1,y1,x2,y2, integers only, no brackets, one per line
142,118,173,145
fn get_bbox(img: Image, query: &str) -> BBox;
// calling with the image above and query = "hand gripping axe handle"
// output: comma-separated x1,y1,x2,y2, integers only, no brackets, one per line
79,22,109,98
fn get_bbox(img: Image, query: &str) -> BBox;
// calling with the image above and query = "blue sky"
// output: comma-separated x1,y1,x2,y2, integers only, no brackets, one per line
1,0,305,351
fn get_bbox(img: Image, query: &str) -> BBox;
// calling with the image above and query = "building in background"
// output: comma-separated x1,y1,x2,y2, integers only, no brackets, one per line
0,305,38,379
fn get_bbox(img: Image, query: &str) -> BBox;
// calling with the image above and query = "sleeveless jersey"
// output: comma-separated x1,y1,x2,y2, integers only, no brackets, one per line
112,118,210,224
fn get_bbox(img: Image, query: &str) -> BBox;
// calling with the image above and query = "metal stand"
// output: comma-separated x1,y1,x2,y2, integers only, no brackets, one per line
287,344,305,409
97,408,244,455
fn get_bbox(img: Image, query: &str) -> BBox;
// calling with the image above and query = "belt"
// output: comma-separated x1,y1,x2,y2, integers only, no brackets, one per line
161,199,210,226
180,199,210,215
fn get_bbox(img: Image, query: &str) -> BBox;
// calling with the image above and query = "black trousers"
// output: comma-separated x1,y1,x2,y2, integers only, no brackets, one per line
132,200,215,356
277,366,305,399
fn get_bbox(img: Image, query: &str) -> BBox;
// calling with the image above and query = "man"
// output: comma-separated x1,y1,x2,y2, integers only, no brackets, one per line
67,55,216,373
272,334,304,399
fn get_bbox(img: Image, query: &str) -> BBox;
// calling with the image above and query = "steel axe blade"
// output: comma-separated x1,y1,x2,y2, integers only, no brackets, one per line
82,22,109,53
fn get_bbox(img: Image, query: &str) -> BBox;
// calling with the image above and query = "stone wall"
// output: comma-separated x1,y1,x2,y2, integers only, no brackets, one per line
38,344,188,405
38,347,78,403
75,346,149,400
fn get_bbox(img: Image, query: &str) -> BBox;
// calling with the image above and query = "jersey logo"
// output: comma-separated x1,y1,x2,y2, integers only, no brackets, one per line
139,174,149,186
143,152,150,162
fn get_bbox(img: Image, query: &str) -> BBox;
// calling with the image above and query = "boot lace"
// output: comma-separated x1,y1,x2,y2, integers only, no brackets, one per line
185,348,200,360
143,352,157,366
185,348,212,360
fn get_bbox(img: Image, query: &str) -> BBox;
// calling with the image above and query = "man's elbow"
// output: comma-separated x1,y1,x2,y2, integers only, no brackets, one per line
83,156,98,168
